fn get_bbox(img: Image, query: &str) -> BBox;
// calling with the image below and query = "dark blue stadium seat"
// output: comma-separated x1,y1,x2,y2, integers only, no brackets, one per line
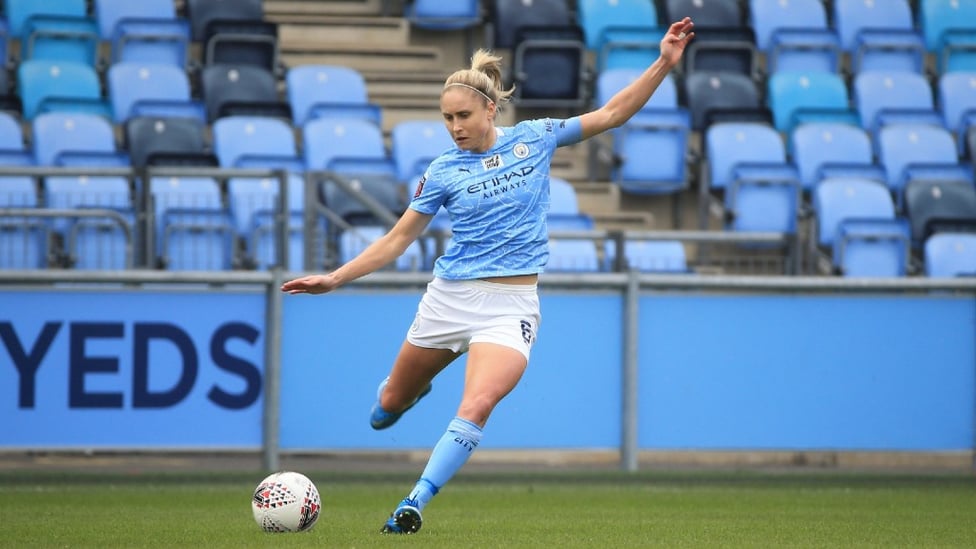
904,179,976,245
124,116,217,168
489,0,574,50
511,24,589,108
201,64,291,122
666,0,757,78
684,71,770,131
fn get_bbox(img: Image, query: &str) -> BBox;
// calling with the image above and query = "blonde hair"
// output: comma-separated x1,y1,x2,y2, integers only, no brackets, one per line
443,49,515,107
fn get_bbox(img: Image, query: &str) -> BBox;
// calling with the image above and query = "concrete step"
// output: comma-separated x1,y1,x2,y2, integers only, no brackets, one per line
279,42,443,73
274,16,410,45
264,0,386,17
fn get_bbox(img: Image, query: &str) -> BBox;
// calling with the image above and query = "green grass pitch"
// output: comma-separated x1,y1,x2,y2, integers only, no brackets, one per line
3,470,975,548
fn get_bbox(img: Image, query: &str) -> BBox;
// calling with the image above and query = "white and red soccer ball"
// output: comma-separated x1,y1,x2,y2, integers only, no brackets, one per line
251,471,321,533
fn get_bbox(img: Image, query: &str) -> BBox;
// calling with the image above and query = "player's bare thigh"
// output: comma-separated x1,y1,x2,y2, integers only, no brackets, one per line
381,340,460,412
457,342,528,427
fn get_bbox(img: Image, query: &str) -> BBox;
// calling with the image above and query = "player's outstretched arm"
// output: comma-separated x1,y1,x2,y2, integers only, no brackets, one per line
577,17,694,140
281,209,432,295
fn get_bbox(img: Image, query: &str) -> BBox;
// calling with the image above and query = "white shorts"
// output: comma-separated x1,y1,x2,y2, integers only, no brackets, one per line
406,277,541,361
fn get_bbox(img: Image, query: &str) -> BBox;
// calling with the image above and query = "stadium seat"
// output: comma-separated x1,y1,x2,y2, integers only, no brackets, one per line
339,225,425,271
285,65,382,127
32,112,128,167
511,24,589,108
812,177,907,276
320,173,404,226
549,177,580,215
0,112,34,165
124,116,217,168
790,122,882,191
938,72,976,152
925,232,976,277
666,0,757,78
767,71,858,133
683,71,770,131
919,0,976,72
833,0,925,74
303,117,395,175
212,116,304,172
546,238,600,272
228,174,312,270
390,120,454,184
186,0,266,42
876,123,965,202
593,69,690,195
17,60,110,120
603,239,689,273
44,175,134,269
749,0,841,74
21,15,100,67
0,176,47,269
107,62,205,123
97,0,189,67
703,122,801,235
405,0,482,31
5,0,86,36
577,0,661,72
853,71,942,134
149,176,234,270
201,64,292,123
489,0,575,50
202,19,278,72
904,179,976,245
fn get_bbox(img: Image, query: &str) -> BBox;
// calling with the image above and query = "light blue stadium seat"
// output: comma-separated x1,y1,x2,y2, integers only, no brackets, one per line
5,0,86,36
813,177,907,276
925,232,976,277
303,117,395,175
405,0,482,31
108,62,205,123
0,177,47,269
150,176,234,270
227,174,316,271
0,112,34,165
548,177,580,215
32,112,128,167
853,71,942,134
97,0,189,67
767,72,858,133
596,69,690,195
577,0,661,72
603,239,689,273
339,225,425,271
546,238,600,272
938,72,976,152
790,122,882,191
212,116,304,172
21,15,99,67
877,123,965,202
44,175,134,269
749,0,841,74
834,0,925,74
17,60,110,120
920,0,976,72
286,65,382,127
390,119,454,184
704,122,801,235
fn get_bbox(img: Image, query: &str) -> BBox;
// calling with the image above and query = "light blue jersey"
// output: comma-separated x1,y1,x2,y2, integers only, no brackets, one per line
410,118,583,280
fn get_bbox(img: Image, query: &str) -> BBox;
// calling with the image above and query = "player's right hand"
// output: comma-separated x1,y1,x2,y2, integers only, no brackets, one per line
280,274,338,295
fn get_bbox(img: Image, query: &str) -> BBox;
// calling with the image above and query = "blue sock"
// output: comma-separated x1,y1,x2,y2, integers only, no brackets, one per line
406,417,483,511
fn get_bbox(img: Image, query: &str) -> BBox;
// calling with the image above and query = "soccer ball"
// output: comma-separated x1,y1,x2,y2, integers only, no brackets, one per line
251,471,321,533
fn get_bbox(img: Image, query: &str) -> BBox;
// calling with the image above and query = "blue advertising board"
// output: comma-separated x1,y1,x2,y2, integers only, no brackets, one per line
0,290,266,448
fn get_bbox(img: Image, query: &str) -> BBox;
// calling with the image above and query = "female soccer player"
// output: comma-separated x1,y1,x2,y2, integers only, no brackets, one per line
281,16,694,534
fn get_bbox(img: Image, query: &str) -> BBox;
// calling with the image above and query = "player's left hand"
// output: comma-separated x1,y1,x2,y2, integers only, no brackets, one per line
659,17,694,68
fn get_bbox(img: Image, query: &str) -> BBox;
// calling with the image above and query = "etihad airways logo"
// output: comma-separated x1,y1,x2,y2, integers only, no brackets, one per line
466,166,534,198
